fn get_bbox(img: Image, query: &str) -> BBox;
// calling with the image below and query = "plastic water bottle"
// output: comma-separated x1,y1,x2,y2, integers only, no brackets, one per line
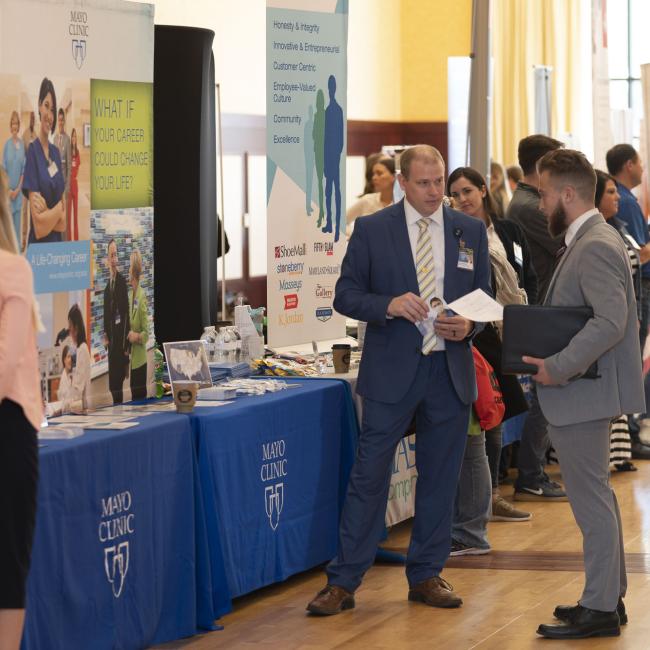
200,326,216,361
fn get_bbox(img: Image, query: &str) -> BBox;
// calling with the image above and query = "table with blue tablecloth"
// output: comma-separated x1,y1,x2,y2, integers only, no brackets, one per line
22,412,215,650
189,378,358,617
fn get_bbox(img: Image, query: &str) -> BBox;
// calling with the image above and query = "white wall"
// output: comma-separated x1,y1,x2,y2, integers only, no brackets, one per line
135,0,401,120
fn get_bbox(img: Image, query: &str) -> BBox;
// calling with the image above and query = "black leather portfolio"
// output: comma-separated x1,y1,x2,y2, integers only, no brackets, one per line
501,304,599,378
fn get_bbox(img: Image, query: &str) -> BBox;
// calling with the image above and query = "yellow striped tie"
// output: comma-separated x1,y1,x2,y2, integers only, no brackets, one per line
416,217,437,354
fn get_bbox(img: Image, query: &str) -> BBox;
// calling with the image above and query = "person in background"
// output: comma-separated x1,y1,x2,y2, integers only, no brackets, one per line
506,134,568,502
361,152,382,195
595,169,640,471
68,128,80,241
346,156,395,237
0,168,42,650
3,111,25,245
22,78,65,243
103,239,130,404
66,304,90,411
127,249,149,400
448,166,532,534
22,112,36,153
53,108,70,239
506,165,523,193
56,344,74,404
606,144,650,454
529,149,643,640
490,161,510,218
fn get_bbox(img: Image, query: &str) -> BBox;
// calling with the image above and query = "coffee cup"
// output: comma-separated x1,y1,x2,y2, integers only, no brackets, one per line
173,380,199,413
332,343,351,373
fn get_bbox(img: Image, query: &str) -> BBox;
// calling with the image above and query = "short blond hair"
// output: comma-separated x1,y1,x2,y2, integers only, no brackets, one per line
400,145,445,179
130,248,142,281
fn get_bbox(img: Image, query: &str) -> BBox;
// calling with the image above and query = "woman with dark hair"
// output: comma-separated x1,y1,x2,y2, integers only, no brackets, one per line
22,77,65,243
66,303,90,410
595,169,640,473
0,168,42,650
346,156,395,237
57,344,74,404
446,167,534,553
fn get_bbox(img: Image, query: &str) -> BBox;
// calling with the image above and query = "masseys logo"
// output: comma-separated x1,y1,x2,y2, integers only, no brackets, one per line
275,243,306,259
69,10,89,69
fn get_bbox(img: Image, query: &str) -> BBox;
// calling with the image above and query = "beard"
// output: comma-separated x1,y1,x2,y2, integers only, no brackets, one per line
548,199,569,237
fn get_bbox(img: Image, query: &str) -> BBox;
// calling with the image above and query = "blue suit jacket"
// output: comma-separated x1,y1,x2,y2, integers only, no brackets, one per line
334,200,491,405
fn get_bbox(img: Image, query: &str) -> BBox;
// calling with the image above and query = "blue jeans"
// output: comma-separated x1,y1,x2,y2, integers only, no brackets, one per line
452,431,492,550
515,385,549,489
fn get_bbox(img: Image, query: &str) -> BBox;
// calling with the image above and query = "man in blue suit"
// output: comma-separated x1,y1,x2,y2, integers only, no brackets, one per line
307,145,491,615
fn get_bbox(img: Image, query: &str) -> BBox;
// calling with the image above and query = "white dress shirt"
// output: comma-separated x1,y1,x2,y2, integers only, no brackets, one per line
565,209,599,247
404,198,446,351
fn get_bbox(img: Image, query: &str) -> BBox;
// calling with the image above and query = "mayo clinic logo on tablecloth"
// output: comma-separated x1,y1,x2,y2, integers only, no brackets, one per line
261,440,287,531
69,10,89,69
98,490,135,598
274,243,306,259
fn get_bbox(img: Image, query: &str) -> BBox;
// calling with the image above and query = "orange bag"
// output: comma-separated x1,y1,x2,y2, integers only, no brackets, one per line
472,346,505,430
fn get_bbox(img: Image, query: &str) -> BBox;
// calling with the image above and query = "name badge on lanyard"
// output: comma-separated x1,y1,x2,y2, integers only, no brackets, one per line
457,245,474,271
513,242,523,267
48,160,58,178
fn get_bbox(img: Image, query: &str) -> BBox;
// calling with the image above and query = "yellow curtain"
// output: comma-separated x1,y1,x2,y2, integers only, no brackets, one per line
491,0,583,167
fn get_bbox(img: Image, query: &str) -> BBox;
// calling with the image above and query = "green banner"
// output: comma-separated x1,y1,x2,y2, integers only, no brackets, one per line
91,79,153,209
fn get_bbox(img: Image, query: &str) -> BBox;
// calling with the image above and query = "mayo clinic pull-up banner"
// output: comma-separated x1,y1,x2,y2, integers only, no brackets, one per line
0,0,154,412
266,0,348,347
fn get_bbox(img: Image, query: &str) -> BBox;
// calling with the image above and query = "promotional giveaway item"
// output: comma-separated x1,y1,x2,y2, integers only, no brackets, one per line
332,343,351,373
172,380,199,413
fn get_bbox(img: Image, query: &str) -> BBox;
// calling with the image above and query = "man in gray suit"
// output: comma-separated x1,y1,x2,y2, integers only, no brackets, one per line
523,149,644,640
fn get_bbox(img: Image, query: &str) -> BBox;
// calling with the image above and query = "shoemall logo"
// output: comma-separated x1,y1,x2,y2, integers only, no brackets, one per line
275,243,306,259
316,307,333,322
284,293,299,310
69,10,89,69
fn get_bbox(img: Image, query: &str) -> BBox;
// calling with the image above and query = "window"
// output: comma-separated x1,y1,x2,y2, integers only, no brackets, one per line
608,0,650,148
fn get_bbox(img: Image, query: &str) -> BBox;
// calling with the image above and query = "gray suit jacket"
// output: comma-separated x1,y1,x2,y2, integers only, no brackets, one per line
537,213,645,426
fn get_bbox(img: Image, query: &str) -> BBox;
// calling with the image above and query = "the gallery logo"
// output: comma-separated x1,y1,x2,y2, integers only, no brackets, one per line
315,307,333,322
261,440,287,531
313,241,334,256
98,490,135,598
275,243,306,259
315,284,333,300
284,293,299,310
69,10,89,69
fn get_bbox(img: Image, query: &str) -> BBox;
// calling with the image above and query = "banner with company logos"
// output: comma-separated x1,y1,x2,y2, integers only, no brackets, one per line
266,0,347,347
0,0,154,412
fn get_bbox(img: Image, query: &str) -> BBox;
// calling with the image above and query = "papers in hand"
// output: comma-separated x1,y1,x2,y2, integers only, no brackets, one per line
415,300,446,337
446,290,503,323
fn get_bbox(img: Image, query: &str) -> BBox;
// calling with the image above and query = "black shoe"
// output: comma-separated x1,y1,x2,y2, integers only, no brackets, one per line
537,606,620,639
554,597,627,625
630,439,650,460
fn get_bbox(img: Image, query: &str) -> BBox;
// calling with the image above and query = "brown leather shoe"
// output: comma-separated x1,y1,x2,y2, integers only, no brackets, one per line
408,576,463,608
306,584,355,616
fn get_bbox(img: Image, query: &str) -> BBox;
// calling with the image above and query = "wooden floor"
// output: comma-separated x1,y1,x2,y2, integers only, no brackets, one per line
155,461,650,649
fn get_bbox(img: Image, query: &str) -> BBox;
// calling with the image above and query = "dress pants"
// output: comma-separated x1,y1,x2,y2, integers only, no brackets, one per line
515,385,550,489
327,352,470,592
548,418,626,611
108,353,125,405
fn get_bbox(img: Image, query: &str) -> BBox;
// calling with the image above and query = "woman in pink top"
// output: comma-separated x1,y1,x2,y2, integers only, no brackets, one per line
0,168,42,650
